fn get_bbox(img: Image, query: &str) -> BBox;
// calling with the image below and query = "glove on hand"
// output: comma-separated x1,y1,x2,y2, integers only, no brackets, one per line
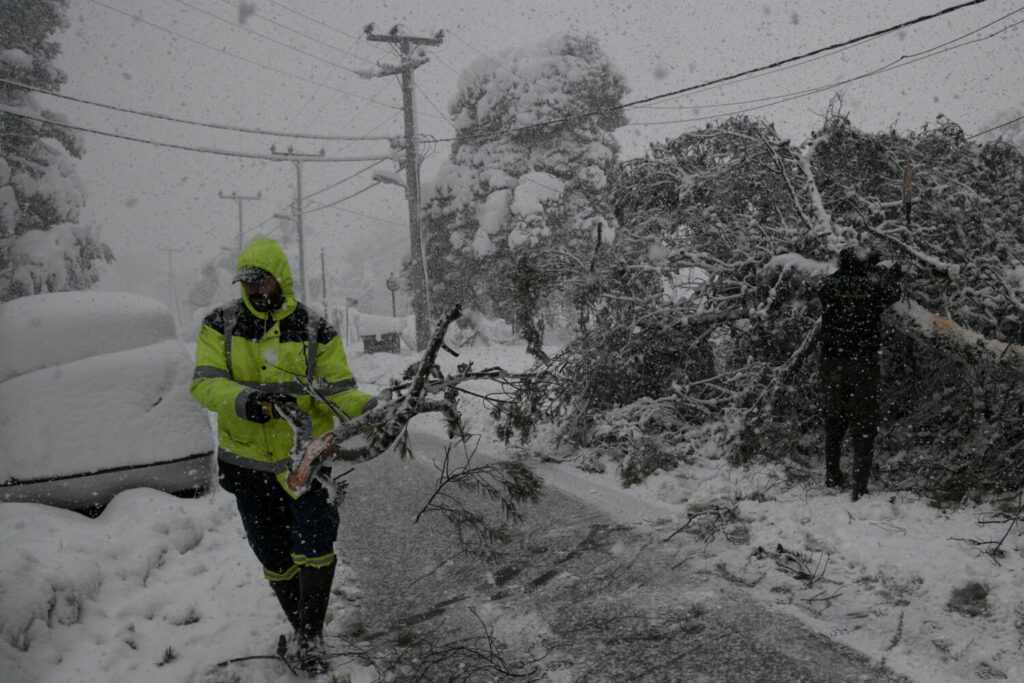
883,262,903,281
243,392,297,423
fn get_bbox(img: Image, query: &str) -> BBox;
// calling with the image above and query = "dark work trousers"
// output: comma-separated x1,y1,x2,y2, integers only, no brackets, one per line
820,357,880,493
218,456,340,580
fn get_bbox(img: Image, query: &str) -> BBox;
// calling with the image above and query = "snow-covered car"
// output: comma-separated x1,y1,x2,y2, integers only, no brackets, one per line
0,291,215,512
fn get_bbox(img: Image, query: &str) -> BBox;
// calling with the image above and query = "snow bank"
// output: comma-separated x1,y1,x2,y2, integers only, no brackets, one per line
0,489,384,683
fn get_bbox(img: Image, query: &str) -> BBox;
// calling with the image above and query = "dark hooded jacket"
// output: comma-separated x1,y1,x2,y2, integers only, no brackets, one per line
818,249,902,360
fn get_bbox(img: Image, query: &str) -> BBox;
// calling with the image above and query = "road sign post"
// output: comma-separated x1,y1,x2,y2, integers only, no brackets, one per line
386,273,400,317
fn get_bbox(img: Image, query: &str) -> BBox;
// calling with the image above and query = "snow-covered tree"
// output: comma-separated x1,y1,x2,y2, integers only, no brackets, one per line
0,0,112,301
419,34,627,356
498,107,1024,498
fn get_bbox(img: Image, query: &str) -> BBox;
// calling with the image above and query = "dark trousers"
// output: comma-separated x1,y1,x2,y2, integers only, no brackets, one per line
218,457,340,579
820,357,880,493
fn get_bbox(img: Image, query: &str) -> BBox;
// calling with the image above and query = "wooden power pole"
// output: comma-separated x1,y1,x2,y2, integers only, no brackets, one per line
218,191,261,251
366,25,443,350
270,147,327,304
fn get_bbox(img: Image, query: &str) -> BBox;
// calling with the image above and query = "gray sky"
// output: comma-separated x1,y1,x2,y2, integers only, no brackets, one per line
50,0,1024,314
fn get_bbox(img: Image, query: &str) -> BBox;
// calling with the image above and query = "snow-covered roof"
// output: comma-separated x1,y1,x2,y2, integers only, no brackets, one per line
352,310,409,337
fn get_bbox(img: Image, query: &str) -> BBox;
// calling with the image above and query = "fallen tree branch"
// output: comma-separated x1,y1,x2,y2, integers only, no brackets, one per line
891,299,1024,370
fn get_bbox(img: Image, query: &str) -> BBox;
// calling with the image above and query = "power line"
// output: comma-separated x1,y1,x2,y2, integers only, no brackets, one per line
304,182,381,215
433,0,996,144
630,7,1015,111
635,5,1020,113
968,114,1024,139
625,12,1023,129
209,0,378,67
0,106,397,161
169,0,368,76
304,159,389,202
618,0,993,112
314,204,407,227
0,77,400,141
216,51,394,222
241,158,394,238
414,80,453,126
86,0,402,112
262,0,365,42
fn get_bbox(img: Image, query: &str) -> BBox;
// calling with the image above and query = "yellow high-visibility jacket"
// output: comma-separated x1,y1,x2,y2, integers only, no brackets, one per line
190,237,373,496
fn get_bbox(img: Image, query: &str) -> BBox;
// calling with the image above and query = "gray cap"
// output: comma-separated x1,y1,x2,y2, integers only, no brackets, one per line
232,266,273,284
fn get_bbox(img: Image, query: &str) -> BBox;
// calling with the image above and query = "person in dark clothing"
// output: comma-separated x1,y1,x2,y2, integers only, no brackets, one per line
818,246,903,501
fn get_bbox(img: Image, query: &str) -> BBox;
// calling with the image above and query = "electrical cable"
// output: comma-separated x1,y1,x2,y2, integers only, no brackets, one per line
413,81,453,126
433,0,996,144
636,14,1015,112
215,48,395,219
968,114,1024,139
616,0,993,112
209,0,378,67
304,159,388,202
625,13,1023,128
169,0,368,76
303,182,381,215
86,0,401,111
0,77,399,141
262,0,364,42
313,205,407,227
0,106,396,162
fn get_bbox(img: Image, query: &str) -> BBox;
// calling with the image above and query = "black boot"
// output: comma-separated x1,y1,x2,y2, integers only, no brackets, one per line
269,576,302,634
297,561,336,674
850,437,874,502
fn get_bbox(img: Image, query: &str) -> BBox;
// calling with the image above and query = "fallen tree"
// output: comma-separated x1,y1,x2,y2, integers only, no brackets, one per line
494,106,1024,499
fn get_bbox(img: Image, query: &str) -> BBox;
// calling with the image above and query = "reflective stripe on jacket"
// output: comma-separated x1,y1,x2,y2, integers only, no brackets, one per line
190,237,373,496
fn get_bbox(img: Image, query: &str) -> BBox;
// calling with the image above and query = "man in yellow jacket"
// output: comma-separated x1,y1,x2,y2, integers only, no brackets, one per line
191,237,374,674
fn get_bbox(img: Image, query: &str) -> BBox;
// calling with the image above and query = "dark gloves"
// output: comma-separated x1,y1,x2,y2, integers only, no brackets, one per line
243,392,297,423
875,260,902,282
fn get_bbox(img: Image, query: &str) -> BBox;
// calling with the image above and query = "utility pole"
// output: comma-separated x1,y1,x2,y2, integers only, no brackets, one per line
366,25,443,350
320,247,328,317
270,147,325,303
157,246,184,328
218,191,261,251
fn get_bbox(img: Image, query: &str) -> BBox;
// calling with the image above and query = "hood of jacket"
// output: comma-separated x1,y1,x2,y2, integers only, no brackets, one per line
236,237,297,319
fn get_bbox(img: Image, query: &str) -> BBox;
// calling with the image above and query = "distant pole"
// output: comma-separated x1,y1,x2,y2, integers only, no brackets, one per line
270,148,325,303
157,246,184,328
320,247,328,316
386,272,400,317
345,296,358,345
294,160,307,302
218,191,261,251
367,25,443,350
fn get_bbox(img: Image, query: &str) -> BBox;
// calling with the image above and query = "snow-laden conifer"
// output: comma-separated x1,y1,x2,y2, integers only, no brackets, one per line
419,34,626,357
0,0,112,301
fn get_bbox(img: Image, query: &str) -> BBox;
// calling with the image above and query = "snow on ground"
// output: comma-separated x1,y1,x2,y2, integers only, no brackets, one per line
2,338,1023,682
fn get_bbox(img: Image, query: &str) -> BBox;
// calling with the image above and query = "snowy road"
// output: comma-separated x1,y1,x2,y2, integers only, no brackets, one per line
336,431,910,682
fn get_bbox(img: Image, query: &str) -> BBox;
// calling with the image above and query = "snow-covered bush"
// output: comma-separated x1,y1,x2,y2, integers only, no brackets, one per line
498,108,1024,497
